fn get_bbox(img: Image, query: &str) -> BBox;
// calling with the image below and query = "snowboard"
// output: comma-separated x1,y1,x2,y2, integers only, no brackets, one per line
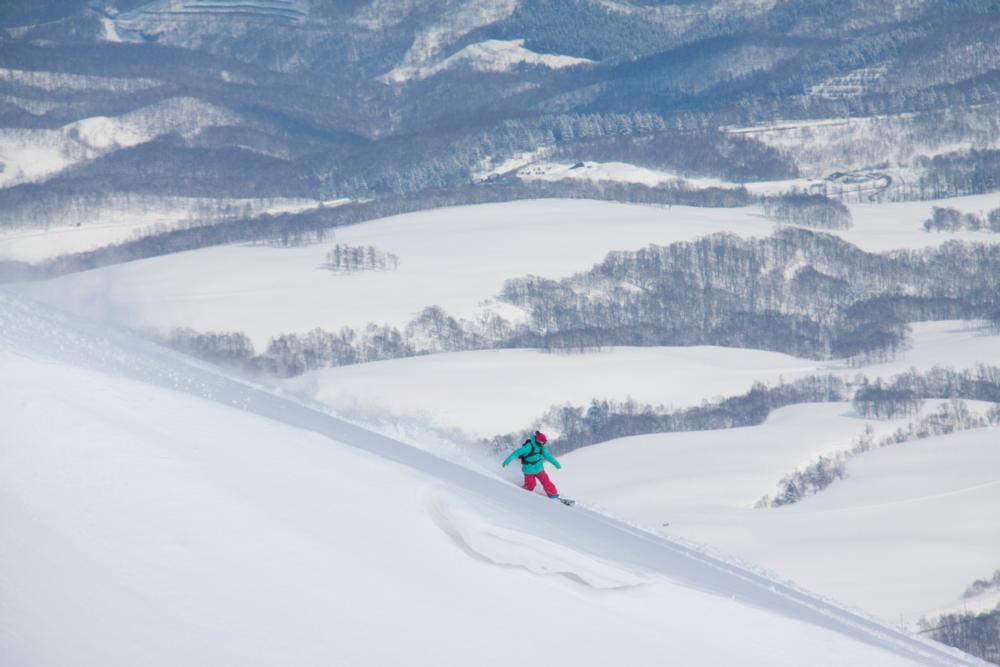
556,497,575,507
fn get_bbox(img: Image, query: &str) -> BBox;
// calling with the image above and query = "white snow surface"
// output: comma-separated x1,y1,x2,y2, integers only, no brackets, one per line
277,320,1000,439
517,160,730,189
382,39,594,83
22,196,1000,350
20,199,778,348
0,196,348,263
0,290,983,667
280,345,821,438
275,320,1000,627
562,416,1000,626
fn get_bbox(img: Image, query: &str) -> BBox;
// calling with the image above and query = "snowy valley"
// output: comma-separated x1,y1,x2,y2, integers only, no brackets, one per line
4,1,1000,665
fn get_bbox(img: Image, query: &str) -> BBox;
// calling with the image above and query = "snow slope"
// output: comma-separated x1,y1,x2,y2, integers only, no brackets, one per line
0,97,238,187
274,321,1000,627
562,416,1000,625
0,291,984,666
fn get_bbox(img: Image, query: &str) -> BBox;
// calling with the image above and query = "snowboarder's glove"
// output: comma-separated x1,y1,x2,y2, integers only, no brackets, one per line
554,462,562,469
502,461,508,467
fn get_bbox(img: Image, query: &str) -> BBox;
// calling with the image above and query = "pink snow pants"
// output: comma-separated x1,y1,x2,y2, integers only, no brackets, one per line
523,470,559,497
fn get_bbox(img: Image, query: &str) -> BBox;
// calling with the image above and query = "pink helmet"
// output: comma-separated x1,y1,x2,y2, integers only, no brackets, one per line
534,430,548,444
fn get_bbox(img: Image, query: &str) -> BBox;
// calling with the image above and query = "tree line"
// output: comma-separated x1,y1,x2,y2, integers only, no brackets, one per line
500,229,1000,363
147,230,1000,380
323,245,399,273
759,397,1000,507
918,605,1000,665
485,375,848,456
923,205,1000,233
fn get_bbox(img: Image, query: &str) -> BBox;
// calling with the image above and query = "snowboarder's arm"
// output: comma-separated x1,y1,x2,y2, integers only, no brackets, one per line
542,446,562,469
502,444,529,467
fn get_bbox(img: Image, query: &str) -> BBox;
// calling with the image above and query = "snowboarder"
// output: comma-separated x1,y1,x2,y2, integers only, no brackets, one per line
502,430,563,500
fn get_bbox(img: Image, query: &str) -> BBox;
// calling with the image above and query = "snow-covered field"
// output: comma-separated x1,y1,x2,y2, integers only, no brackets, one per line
563,416,1000,626
4,290,980,666
277,320,1000,438
0,196,346,263
18,196,1000,349
381,39,594,83
18,199,777,347
279,345,822,437
9,196,1000,648
516,160,731,189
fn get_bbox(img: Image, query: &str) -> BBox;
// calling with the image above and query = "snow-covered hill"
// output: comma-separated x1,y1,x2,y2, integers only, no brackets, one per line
18,196,1000,348
562,414,1000,626
0,97,239,188
277,320,1000,438
16,199,776,346
0,290,985,666
381,39,594,83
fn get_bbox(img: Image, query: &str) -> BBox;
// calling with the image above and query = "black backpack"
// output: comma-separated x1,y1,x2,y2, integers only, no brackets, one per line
519,439,544,465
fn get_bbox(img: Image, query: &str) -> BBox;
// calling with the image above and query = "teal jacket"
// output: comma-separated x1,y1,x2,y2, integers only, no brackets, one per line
503,436,561,475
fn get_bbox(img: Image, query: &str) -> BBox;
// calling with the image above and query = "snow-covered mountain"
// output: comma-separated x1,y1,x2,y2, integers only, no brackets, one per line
4,1,1000,662
0,289,987,666
4,0,1000,257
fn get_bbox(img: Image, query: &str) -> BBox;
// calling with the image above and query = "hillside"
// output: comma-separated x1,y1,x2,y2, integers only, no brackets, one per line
4,1,1000,265
3,1,1000,663
0,289,987,667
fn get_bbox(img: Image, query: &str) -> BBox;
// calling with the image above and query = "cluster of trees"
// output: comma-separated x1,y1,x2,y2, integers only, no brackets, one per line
501,229,1000,363
853,379,924,419
162,306,489,377
915,150,1000,201
923,205,1000,232
761,193,853,230
758,455,847,508
754,367,1000,506
488,364,1000,487
548,130,799,183
855,365,1000,404
486,375,849,455
761,398,1000,507
323,245,399,272
879,399,1000,440
918,605,1000,665
8,0,1000,254
965,570,1000,599
152,228,1000,382
0,178,753,283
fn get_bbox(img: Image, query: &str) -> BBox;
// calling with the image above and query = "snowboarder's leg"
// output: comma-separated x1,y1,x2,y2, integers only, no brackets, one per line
522,474,537,491
536,470,559,498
